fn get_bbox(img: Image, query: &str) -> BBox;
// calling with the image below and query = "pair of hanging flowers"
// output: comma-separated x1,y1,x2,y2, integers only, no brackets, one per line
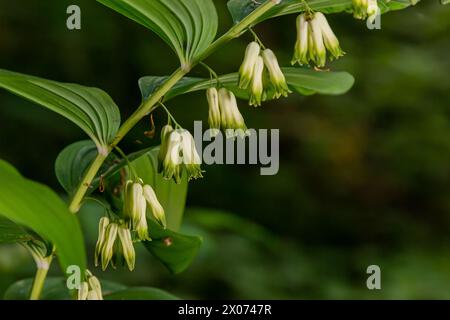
239,42,291,107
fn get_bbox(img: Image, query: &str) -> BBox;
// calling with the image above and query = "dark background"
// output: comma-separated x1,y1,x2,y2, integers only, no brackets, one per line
0,0,449,299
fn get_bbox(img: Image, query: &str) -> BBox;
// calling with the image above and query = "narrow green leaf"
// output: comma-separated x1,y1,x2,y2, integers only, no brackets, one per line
139,68,355,102
104,287,179,300
143,219,202,274
0,69,121,151
0,160,87,273
97,0,218,65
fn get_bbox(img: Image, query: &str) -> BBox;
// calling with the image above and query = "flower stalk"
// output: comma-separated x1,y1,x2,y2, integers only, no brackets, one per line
68,0,280,214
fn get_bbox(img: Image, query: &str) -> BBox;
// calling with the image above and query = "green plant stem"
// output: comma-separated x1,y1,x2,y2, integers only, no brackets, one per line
68,0,279,213
29,255,53,300
69,152,107,213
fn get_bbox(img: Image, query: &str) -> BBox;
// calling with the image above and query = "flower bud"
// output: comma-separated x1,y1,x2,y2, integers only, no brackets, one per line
101,223,118,271
238,42,261,89
158,124,174,173
206,87,221,137
78,282,89,300
111,236,124,269
143,184,166,228
180,130,203,180
118,226,135,271
309,16,327,67
367,0,379,23
249,56,265,107
124,181,146,229
352,0,378,21
94,217,109,267
292,14,310,66
261,49,291,98
352,0,368,19
87,274,103,300
162,130,183,184
218,88,248,138
315,12,345,60
87,290,100,300
135,198,151,241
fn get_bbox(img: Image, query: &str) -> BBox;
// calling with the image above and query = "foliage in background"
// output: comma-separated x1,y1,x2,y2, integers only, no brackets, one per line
0,0,448,299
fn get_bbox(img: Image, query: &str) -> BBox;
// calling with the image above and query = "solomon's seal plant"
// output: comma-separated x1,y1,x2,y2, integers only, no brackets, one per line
0,0,440,300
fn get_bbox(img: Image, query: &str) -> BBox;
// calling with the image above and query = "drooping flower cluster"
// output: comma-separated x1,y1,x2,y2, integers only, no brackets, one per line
78,270,103,300
158,125,203,183
352,0,379,22
207,87,248,138
238,42,291,107
94,217,136,271
124,180,166,236
292,12,345,67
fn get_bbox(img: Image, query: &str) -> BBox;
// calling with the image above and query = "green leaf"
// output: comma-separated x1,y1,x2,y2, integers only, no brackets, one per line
55,140,118,196
139,67,355,102
97,0,218,65
0,160,86,273
0,69,121,151
0,217,33,244
4,277,127,300
133,148,188,231
227,0,420,24
104,287,179,300
143,219,202,274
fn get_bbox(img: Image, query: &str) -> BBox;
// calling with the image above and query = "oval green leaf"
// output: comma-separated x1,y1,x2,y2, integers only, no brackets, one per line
0,160,87,273
139,67,355,102
143,219,202,274
0,217,33,244
0,69,121,152
228,0,420,24
97,0,218,65
55,140,118,196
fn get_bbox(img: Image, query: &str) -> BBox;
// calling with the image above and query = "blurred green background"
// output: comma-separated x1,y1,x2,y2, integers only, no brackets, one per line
0,0,450,299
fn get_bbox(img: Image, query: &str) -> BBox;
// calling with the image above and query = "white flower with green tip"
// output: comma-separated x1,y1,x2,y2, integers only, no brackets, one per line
249,56,265,107
218,88,248,138
143,184,166,228
118,225,136,271
292,14,310,66
238,41,261,89
101,223,118,271
315,12,345,61
206,87,221,136
261,49,291,98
